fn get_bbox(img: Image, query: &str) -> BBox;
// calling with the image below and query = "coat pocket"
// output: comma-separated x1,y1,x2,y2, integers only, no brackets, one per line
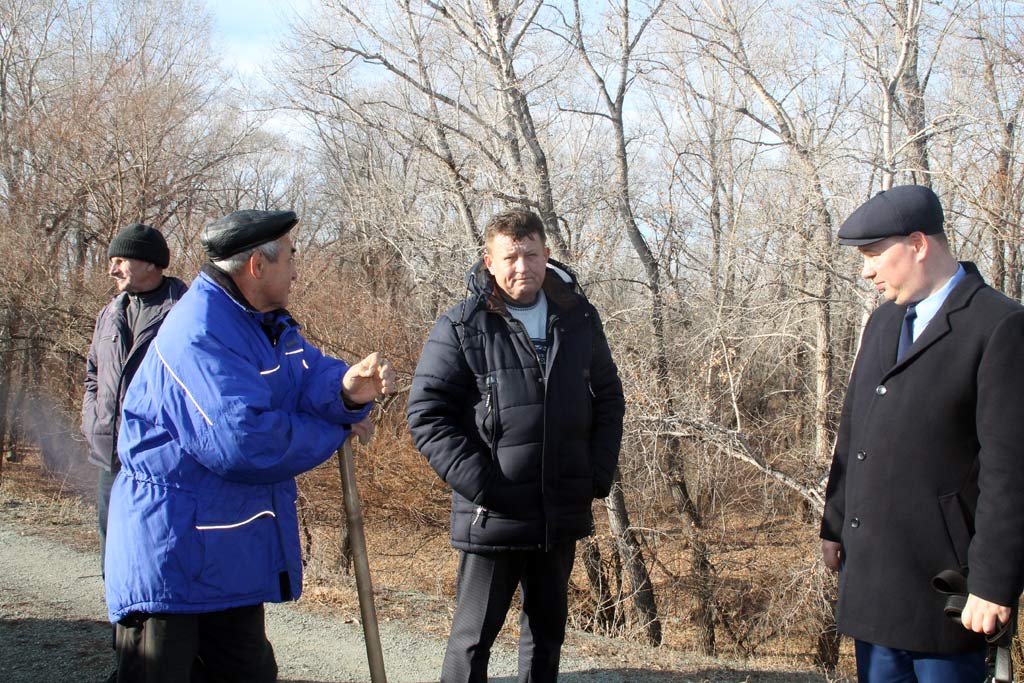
481,374,501,453
192,503,277,600
938,492,972,572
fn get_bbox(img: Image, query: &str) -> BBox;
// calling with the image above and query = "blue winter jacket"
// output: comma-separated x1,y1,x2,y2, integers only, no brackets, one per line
104,268,370,623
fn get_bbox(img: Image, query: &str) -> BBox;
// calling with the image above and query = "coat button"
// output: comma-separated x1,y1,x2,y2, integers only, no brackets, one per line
856,451,866,461
851,517,861,528
875,385,887,395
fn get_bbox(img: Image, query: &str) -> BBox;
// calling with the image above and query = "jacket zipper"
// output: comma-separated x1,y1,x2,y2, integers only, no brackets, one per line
472,506,488,526
474,376,499,531
484,375,498,456
508,312,559,550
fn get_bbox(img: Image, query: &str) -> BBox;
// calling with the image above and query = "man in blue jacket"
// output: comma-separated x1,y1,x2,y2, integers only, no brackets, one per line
407,209,625,683
104,209,395,683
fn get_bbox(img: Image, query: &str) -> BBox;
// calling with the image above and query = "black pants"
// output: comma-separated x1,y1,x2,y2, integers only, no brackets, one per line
441,542,577,683
97,465,118,577
115,604,277,683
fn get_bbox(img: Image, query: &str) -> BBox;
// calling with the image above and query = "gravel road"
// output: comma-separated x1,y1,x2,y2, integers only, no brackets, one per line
0,497,827,683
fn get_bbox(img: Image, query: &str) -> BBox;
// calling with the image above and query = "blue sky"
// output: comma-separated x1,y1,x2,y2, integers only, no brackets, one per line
207,0,314,140
209,0,310,77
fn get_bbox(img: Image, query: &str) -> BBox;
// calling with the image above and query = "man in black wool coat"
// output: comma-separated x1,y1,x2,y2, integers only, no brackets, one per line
821,185,1024,682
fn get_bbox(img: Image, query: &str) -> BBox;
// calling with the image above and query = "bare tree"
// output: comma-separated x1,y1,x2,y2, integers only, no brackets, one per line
0,0,260,472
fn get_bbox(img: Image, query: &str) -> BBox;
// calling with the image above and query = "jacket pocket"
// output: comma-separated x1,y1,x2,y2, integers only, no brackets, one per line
481,374,500,453
192,503,277,600
582,367,594,431
938,492,972,572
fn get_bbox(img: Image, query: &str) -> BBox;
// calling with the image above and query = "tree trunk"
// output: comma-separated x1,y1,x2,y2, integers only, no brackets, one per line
0,310,15,479
895,0,931,185
605,471,662,645
669,476,717,655
815,590,841,672
580,535,615,633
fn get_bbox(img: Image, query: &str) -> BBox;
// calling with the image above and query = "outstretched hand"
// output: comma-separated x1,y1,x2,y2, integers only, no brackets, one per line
342,352,396,406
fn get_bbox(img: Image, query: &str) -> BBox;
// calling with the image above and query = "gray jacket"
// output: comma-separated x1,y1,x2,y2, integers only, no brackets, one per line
82,276,187,471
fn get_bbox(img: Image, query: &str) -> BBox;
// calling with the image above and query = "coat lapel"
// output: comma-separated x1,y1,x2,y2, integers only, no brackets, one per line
890,264,986,371
875,304,903,368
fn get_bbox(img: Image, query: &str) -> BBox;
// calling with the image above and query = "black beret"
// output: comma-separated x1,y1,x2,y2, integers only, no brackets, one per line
201,210,298,260
837,185,944,246
108,223,170,268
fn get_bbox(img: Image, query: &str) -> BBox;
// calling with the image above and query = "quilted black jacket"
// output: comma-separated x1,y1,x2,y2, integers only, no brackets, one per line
407,259,625,552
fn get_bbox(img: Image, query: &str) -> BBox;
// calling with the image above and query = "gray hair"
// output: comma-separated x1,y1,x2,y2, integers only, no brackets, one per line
211,238,282,274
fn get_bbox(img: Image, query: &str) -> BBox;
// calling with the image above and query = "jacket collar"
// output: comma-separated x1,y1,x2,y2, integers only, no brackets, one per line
466,258,582,316
199,263,297,346
111,275,173,309
201,262,258,311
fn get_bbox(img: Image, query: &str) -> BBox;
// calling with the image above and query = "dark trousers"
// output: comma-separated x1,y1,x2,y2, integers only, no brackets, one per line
441,542,576,683
854,640,986,683
98,466,120,668
97,465,118,577
115,604,277,683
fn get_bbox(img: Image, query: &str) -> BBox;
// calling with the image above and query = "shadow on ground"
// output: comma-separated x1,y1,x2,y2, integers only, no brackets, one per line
0,617,114,682
1,616,832,683
398,669,829,683
562,670,828,682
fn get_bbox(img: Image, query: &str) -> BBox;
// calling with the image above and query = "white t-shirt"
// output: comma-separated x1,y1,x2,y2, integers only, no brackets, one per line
506,291,549,368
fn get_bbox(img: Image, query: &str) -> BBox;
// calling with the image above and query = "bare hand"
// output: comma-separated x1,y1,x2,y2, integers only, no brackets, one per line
342,352,396,405
349,416,375,446
821,539,842,572
961,594,1011,636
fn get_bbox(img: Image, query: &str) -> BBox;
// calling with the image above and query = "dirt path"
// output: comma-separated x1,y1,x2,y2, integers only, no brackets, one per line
0,494,828,683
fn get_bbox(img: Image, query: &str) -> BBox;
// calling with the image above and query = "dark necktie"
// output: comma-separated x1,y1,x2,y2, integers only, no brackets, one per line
897,304,917,362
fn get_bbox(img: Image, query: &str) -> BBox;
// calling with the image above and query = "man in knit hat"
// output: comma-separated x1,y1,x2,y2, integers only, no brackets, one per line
82,223,187,575
82,223,187,683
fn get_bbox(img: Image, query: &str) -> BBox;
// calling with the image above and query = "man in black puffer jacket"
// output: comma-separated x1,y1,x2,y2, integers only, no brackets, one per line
407,209,625,683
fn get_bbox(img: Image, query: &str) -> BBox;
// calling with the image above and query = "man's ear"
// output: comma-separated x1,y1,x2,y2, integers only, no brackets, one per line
483,251,493,272
910,231,929,261
248,251,264,279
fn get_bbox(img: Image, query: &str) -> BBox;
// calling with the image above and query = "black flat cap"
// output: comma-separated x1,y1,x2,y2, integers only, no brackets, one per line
837,185,944,246
201,210,298,260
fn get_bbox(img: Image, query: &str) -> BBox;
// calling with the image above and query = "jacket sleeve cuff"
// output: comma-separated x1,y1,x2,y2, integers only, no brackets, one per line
338,399,372,425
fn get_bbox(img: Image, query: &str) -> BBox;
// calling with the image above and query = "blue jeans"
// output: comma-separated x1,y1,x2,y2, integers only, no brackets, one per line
855,640,986,683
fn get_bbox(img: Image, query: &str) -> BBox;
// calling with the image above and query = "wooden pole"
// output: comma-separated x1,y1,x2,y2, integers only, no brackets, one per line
337,438,388,683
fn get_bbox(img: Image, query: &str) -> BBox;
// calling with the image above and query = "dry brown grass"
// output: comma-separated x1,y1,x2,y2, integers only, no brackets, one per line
2,442,859,678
